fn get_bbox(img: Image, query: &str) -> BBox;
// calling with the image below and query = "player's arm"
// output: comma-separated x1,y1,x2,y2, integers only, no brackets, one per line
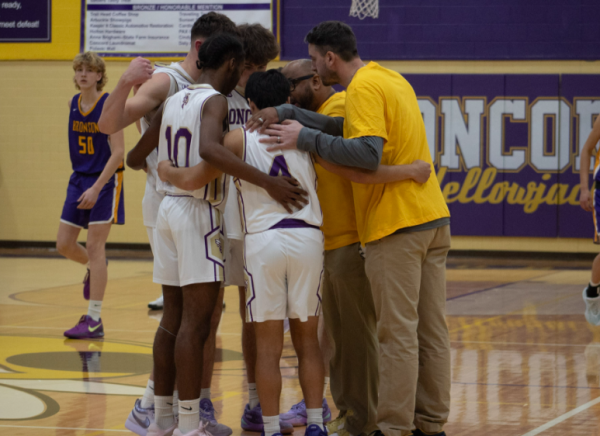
77,130,125,209
579,115,600,212
199,95,307,213
247,104,344,136
98,57,168,134
314,155,431,184
126,104,163,171
157,129,244,191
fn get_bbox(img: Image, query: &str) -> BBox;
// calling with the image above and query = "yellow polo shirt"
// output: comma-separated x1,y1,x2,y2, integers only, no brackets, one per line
314,91,360,251
344,62,450,244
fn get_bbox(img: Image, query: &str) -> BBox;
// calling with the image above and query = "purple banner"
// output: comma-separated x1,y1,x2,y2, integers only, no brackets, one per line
405,74,600,238
0,0,51,42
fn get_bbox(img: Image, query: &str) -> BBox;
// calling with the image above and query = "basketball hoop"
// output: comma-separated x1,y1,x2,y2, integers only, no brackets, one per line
350,0,379,20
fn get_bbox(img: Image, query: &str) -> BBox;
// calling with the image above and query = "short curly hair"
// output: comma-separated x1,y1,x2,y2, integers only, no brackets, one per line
73,51,107,91
238,23,279,66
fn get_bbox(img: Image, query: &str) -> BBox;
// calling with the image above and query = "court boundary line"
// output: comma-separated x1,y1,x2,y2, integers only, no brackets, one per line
0,424,128,432
519,395,600,436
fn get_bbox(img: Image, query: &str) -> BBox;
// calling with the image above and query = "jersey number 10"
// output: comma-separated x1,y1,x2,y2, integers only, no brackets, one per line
165,126,192,168
78,136,95,155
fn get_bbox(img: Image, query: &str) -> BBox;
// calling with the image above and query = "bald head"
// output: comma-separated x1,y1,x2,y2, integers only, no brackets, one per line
281,59,334,112
281,59,313,78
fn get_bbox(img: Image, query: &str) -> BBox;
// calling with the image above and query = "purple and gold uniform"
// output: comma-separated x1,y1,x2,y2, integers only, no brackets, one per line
593,147,600,244
60,92,125,229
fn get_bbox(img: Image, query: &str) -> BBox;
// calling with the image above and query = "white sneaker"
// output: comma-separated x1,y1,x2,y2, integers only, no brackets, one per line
147,422,177,436
584,287,600,326
173,420,212,436
149,295,164,310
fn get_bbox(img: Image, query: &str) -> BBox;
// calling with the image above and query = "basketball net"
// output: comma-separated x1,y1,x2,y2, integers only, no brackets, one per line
349,0,379,19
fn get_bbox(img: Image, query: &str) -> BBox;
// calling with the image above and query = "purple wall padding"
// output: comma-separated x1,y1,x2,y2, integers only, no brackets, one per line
280,0,600,60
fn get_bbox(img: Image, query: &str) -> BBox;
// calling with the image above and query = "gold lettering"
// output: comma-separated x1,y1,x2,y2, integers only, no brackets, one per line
456,168,481,203
473,168,497,204
488,181,509,204
523,181,547,213
443,182,460,203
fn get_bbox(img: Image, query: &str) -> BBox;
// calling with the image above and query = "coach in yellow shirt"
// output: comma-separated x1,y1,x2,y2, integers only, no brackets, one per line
249,22,451,436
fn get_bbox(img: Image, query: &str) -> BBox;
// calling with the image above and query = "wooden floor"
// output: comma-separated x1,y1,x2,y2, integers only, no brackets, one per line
0,254,599,435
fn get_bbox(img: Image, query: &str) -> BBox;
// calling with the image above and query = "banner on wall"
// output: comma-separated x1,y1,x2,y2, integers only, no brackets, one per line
406,74,600,239
82,0,278,57
0,0,51,42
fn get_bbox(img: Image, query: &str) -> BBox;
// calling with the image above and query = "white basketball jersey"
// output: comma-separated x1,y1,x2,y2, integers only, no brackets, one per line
141,62,194,228
236,128,322,234
223,87,252,240
156,84,229,210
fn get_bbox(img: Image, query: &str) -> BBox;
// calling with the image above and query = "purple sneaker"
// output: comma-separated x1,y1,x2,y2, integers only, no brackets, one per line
64,315,104,339
83,269,90,300
305,424,327,436
241,403,293,434
125,398,155,436
281,399,332,427
200,398,232,436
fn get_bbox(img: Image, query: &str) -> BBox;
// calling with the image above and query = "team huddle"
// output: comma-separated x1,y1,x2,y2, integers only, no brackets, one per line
58,13,454,436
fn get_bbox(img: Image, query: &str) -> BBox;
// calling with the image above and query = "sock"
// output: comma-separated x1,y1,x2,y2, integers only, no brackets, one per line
263,415,280,436
587,282,600,298
306,408,324,431
179,398,200,434
155,395,175,430
141,380,155,408
248,383,259,409
200,388,211,400
86,261,90,269
323,377,330,398
87,300,102,322
172,390,179,415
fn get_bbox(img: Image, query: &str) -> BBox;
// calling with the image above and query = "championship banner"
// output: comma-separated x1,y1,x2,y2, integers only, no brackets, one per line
81,0,278,57
406,74,600,239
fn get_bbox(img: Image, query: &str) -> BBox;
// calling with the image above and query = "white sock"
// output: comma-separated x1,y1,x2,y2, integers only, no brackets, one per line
248,383,259,409
200,388,211,400
307,408,324,430
263,415,280,436
87,300,102,322
86,261,90,269
141,379,154,408
155,395,175,430
172,390,179,415
323,377,330,398
179,398,200,434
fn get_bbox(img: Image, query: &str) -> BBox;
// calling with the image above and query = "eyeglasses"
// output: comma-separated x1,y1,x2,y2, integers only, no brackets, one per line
288,74,315,91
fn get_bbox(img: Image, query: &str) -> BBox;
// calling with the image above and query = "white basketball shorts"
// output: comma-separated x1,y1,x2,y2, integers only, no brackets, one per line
146,226,156,255
153,195,225,287
225,237,246,287
244,227,324,322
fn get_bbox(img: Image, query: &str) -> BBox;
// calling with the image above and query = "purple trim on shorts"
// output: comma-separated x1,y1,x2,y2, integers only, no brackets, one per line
269,219,320,230
238,184,249,234
314,268,324,316
243,237,256,322
166,193,193,198
204,204,225,281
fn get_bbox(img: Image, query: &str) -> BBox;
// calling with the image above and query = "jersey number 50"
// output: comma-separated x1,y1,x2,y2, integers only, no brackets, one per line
165,126,192,167
78,136,95,155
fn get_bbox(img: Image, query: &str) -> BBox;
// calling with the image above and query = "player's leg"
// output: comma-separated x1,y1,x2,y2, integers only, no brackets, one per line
147,226,164,310
584,190,600,326
413,225,451,436
56,221,87,264
86,222,111,303
175,281,221,435
239,285,257,392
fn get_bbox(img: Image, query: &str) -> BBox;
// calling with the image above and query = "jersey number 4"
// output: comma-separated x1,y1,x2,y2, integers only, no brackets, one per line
269,155,291,177
165,126,193,167
78,136,95,155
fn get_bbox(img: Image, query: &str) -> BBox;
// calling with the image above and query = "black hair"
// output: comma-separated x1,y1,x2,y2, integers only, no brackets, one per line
238,23,279,66
246,70,290,110
304,21,358,62
191,12,238,40
197,33,245,70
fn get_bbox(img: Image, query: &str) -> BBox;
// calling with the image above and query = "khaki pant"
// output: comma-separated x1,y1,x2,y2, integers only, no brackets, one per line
322,242,379,436
365,225,451,436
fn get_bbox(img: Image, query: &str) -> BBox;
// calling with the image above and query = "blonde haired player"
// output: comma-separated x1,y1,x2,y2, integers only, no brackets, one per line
58,52,125,340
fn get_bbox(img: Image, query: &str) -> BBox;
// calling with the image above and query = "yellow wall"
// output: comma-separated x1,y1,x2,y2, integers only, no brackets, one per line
1,59,600,250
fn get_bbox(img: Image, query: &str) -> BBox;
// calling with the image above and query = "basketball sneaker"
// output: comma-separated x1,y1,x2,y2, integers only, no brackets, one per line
305,424,328,436
173,420,212,436
281,399,332,426
326,410,353,436
83,269,90,300
583,288,600,326
199,398,232,436
63,315,104,339
149,295,164,310
126,398,156,436
241,403,294,434
148,422,177,436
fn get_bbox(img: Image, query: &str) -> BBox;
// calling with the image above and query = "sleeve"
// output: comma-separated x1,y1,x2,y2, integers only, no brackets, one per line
276,104,344,136
345,84,388,141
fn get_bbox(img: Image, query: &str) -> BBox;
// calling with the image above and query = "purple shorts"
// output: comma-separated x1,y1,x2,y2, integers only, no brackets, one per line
595,181,600,244
60,171,125,229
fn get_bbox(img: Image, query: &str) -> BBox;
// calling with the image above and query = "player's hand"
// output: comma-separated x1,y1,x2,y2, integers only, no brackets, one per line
246,107,279,133
263,176,309,213
77,186,101,209
123,57,153,87
410,159,432,184
580,188,593,212
260,120,303,152
157,160,174,182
